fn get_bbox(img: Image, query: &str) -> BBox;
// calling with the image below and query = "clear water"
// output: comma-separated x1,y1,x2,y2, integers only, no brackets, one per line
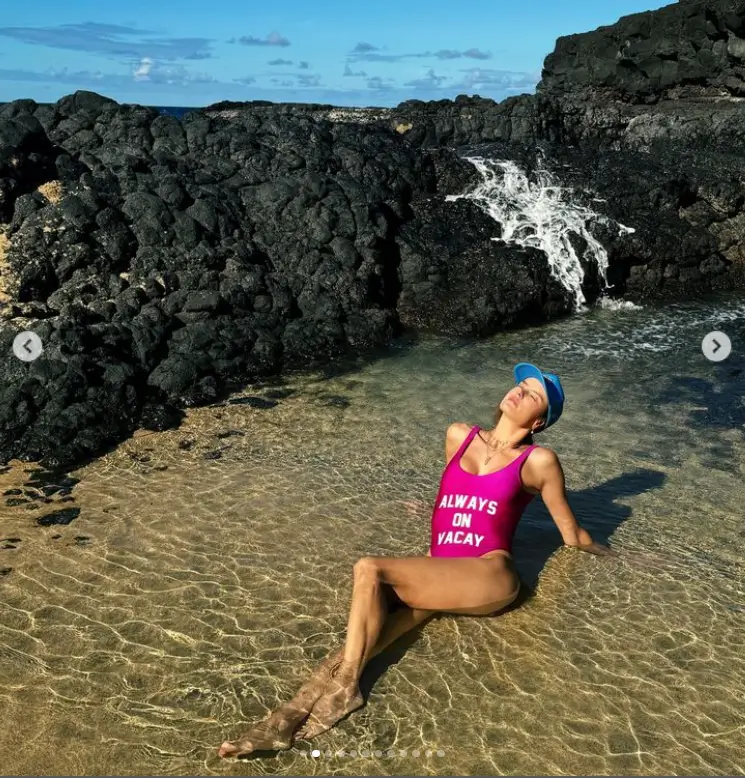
0,292,743,775
446,157,636,310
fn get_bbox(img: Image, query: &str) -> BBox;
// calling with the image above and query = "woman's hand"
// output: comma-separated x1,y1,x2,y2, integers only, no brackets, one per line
566,544,676,570
563,527,617,557
565,541,619,557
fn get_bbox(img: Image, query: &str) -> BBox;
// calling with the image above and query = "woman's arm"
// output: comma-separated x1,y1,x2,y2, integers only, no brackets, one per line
529,448,617,557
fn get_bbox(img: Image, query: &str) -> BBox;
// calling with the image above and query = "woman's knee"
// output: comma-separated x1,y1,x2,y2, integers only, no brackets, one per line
353,556,381,582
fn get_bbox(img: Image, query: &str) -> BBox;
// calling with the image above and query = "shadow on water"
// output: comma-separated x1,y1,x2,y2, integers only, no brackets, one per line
514,467,667,589
650,366,745,458
663,371,743,446
637,356,745,474
360,467,667,700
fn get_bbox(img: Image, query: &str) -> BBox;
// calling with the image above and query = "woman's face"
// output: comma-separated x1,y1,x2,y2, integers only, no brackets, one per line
499,377,549,431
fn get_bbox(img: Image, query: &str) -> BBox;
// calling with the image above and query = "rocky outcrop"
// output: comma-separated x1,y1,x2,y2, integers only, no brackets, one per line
3,0,745,469
0,93,581,469
494,139,744,297
397,195,573,335
0,109,59,222
539,0,745,103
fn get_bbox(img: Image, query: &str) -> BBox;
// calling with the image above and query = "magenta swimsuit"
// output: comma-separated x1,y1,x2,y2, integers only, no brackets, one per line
430,425,538,557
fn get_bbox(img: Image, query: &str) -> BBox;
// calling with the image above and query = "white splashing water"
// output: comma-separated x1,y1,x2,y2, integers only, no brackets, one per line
596,296,643,312
445,156,636,311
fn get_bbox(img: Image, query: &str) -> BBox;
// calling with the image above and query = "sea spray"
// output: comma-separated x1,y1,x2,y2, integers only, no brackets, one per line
446,156,635,310
596,296,643,312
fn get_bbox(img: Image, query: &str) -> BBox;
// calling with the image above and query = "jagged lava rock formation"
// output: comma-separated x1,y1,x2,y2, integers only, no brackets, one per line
0,92,566,468
1,0,744,468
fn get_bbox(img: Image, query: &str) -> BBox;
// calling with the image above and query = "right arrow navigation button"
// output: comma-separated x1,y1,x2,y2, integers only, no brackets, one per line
702,331,731,362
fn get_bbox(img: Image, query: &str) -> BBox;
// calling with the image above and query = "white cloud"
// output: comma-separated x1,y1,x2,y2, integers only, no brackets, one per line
462,48,491,60
344,63,367,77
296,73,321,87
353,42,379,53
133,57,152,81
404,69,447,89
0,22,213,60
130,57,215,85
367,76,394,91
349,44,493,64
457,67,538,90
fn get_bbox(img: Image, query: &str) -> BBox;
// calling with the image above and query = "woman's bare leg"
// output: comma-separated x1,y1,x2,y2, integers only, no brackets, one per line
217,650,342,757
218,552,517,755
217,605,434,757
296,553,518,739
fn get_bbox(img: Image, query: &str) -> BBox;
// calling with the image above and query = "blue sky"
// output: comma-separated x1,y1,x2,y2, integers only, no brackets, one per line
0,0,674,108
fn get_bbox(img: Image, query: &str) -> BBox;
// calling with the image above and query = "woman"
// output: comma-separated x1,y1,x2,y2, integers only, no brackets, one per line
218,362,615,758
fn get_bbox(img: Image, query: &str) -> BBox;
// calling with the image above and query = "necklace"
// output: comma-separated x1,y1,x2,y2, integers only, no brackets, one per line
479,432,514,466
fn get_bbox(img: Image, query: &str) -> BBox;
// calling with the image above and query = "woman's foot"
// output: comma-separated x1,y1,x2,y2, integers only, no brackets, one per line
295,675,364,740
218,650,346,758
218,703,308,758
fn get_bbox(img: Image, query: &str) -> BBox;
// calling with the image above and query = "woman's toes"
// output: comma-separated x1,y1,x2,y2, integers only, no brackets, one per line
295,717,324,740
218,741,242,758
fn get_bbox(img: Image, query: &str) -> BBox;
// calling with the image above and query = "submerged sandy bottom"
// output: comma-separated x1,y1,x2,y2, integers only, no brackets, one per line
1,301,744,776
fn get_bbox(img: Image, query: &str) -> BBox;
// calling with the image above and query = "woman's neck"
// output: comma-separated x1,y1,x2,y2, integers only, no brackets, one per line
483,416,531,449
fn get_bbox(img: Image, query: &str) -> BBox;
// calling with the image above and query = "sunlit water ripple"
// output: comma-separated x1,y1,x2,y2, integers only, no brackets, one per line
0,291,743,776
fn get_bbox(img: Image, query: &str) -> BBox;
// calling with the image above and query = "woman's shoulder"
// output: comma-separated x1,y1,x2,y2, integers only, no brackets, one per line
526,443,560,467
446,422,475,443
444,422,474,462
522,444,561,493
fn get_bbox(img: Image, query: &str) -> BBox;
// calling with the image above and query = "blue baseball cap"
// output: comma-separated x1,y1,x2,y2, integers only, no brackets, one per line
513,362,565,431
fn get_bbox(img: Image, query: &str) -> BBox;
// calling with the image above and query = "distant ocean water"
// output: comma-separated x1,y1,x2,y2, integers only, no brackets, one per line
154,105,198,119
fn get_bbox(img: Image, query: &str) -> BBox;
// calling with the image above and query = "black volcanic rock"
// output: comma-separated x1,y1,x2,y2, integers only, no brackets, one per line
0,92,437,467
0,112,59,222
2,0,745,470
525,140,736,297
539,0,745,103
397,197,574,335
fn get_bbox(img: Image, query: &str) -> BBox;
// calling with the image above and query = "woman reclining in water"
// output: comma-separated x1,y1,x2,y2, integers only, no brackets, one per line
218,362,616,758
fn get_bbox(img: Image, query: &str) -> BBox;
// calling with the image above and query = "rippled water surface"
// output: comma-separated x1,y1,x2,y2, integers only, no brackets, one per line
1,293,744,776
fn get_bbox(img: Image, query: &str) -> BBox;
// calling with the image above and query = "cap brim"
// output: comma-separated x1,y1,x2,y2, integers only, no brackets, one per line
513,362,552,428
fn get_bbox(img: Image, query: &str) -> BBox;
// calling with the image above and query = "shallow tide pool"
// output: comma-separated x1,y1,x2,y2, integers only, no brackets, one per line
0,292,744,776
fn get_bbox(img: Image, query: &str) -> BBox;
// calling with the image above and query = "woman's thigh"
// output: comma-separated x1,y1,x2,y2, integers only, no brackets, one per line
383,582,406,612
367,553,520,615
